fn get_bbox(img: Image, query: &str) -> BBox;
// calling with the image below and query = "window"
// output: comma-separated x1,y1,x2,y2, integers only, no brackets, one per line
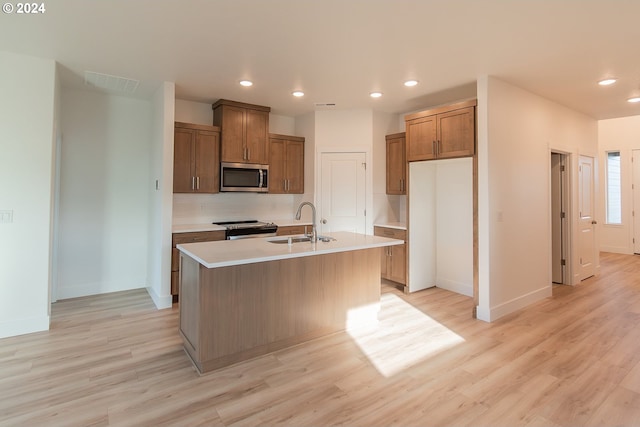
606,151,621,224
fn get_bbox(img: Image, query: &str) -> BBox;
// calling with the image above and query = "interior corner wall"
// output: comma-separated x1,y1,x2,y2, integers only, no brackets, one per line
478,76,597,321
57,89,152,300
372,110,404,225
147,82,175,309
0,52,57,338
598,115,640,254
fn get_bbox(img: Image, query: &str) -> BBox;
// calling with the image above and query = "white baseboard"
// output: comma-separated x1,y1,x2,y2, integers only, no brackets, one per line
478,286,552,322
437,278,473,297
146,286,172,309
0,315,49,339
56,281,145,300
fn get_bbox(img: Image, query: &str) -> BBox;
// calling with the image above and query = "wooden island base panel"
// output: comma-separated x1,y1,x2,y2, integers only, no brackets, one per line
179,248,381,374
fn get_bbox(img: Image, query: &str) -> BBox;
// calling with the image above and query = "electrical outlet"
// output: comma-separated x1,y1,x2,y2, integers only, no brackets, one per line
0,210,13,223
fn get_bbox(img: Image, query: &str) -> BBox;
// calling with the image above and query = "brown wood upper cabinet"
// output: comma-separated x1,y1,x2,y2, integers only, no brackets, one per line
404,99,476,162
212,99,270,165
269,134,305,194
173,122,220,193
386,132,406,195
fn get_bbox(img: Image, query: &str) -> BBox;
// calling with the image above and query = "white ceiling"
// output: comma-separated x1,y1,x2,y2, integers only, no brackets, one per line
2,0,640,119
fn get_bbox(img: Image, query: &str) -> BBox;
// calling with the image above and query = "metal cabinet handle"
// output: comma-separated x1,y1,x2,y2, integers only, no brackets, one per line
192,177,196,190
196,176,200,190
592,220,598,225
321,219,327,224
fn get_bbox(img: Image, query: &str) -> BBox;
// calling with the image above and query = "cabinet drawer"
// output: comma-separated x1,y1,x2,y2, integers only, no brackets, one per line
374,226,406,241
172,230,225,245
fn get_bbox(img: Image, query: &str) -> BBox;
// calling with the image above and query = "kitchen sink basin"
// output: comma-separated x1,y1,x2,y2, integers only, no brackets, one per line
268,236,312,244
268,235,336,244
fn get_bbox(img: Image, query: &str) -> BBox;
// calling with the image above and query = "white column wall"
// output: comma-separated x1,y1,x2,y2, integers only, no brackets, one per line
477,76,598,321
146,82,175,309
0,52,57,338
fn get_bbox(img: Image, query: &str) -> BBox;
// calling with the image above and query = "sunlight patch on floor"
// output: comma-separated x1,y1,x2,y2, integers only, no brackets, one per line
346,293,465,377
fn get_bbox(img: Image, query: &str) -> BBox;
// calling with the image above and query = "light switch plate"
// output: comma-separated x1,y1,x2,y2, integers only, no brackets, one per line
0,210,13,223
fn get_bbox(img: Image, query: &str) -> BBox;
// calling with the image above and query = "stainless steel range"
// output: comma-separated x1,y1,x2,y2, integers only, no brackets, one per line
213,220,278,240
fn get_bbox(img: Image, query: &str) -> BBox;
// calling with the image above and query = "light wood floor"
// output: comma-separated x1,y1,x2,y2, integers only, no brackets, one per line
2,252,640,426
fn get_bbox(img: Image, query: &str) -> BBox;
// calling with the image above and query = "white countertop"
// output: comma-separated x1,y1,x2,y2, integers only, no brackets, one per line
177,231,403,268
373,222,407,230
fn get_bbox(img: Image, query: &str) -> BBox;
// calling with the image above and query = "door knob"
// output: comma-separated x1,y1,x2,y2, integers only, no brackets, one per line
321,219,327,224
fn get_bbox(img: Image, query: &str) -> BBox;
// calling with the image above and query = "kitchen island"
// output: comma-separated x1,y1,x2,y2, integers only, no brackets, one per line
177,231,403,374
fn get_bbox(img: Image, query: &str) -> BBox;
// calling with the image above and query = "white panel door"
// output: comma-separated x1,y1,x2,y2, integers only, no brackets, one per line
633,150,640,254
319,152,366,234
578,155,596,280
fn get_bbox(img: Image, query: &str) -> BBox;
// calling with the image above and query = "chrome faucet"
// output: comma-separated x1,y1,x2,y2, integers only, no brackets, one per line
295,201,317,243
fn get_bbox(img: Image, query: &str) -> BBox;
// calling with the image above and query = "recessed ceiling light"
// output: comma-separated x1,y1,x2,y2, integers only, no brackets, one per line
404,80,419,87
598,78,617,86
628,96,640,103
370,92,383,98
239,80,253,87
292,90,304,97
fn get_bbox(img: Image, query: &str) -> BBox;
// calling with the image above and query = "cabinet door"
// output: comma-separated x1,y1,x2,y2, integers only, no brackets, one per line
286,140,304,194
194,130,220,193
219,105,246,163
173,128,195,193
406,115,437,162
437,106,475,159
268,138,287,193
386,135,406,194
380,247,389,279
245,109,269,164
388,244,407,285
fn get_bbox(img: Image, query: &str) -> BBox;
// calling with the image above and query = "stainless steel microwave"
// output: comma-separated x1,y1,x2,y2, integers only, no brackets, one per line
220,162,269,192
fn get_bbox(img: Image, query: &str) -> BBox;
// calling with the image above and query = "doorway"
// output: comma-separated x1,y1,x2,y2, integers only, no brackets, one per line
578,154,597,280
318,151,367,234
551,152,569,284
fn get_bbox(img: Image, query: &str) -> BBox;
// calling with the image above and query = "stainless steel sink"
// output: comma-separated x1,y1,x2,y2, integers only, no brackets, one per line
268,235,335,244
268,236,312,244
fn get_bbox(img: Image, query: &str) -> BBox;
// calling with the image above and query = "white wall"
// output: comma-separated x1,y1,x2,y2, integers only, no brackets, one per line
477,76,598,322
408,161,437,292
598,115,640,254
408,158,473,295
146,82,175,309
436,158,473,296
0,52,57,338
57,89,152,299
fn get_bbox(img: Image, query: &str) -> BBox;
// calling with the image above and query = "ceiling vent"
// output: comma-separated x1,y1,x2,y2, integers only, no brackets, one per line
314,102,336,109
84,71,139,94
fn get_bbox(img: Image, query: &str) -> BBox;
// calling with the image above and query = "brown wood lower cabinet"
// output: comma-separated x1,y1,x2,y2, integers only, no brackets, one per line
179,248,381,374
171,231,225,299
374,226,407,286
